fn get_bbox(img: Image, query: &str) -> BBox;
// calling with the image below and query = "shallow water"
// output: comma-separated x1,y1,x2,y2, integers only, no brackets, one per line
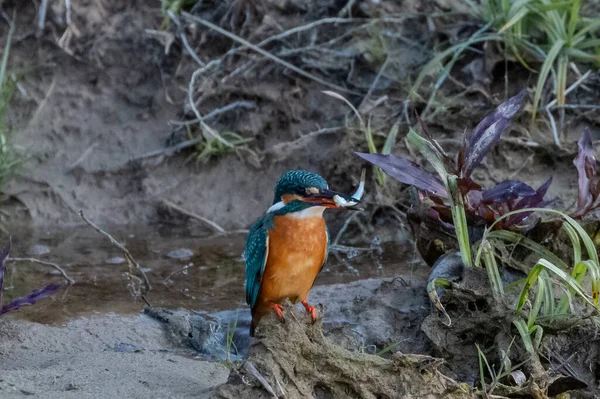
2,224,421,325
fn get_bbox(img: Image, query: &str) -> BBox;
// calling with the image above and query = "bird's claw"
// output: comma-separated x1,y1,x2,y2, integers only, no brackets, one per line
269,303,284,319
301,300,317,323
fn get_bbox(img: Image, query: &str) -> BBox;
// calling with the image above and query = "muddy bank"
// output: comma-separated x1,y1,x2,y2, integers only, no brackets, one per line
1,0,362,229
145,275,431,361
1,0,589,231
0,314,229,398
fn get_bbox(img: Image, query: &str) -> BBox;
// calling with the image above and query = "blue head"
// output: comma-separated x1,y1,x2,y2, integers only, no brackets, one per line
271,170,362,211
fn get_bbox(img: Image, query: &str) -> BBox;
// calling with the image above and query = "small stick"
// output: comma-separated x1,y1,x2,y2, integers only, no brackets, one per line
188,68,236,148
8,257,75,284
545,70,591,109
160,199,225,233
545,107,560,146
38,0,49,31
65,0,72,26
68,142,98,169
78,210,151,294
332,212,358,247
181,32,205,66
169,100,257,126
244,362,277,398
132,136,204,161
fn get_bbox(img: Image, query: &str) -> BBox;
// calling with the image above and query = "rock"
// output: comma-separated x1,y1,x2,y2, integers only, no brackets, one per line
106,257,126,264
27,245,50,256
167,248,194,260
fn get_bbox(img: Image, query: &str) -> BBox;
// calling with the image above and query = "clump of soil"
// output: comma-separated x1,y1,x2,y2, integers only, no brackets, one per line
421,261,596,398
215,301,473,399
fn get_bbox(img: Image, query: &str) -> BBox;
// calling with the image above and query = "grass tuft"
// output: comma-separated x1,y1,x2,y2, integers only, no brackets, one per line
0,17,25,197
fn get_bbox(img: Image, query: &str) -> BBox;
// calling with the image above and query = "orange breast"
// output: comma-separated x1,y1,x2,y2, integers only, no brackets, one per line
258,214,328,306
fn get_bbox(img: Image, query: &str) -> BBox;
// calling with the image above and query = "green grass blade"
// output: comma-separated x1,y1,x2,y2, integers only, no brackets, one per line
563,222,582,265
499,7,529,33
448,175,472,267
382,123,399,155
518,258,595,313
410,32,501,100
572,18,600,44
531,39,565,122
556,55,568,106
516,264,543,313
576,38,600,50
0,17,14,91
476,344,495,388
481,240,504,299
513,318,536,356
505,277,527,292
563,48,600,62
532,325,543,350
406,129,448,181
477,344,487,391
541,271,555,316
483,208,598,265
484,230,568,270
367,118,385,186
580,260,600,307
527,272,545,329
567,0,581,42
427,278,453,326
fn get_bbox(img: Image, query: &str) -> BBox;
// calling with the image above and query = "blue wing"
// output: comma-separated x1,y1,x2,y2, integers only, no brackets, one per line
245,214,274,308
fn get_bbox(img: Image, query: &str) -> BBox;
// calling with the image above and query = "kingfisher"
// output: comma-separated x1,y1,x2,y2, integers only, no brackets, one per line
245,170,365,336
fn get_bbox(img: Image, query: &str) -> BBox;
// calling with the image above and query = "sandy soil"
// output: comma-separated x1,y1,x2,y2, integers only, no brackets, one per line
0,313,229,398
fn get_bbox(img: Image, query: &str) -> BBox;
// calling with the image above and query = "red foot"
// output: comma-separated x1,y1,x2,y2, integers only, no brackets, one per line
301,300,317,323
269,303,284,319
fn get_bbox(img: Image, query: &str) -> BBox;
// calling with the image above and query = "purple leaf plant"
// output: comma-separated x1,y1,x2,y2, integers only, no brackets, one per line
356,90,572,232
0,238,61,316
573,127,600,217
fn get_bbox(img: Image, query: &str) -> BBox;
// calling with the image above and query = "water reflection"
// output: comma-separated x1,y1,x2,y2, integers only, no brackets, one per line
2,224,417,325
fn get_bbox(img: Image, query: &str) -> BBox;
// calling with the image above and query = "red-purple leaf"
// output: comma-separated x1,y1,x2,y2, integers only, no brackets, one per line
481,180,537,203
573,127,596,216
356,152,448,197
505,177,553,227
428,208,455,229
0,284,62,315
467,190,483,208
0,237,61,317
462,90,526,177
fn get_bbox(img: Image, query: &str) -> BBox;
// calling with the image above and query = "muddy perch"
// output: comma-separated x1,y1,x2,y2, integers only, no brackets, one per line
215,301,473,399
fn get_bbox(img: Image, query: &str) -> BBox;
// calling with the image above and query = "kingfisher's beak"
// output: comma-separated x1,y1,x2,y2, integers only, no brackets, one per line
302,170,365,210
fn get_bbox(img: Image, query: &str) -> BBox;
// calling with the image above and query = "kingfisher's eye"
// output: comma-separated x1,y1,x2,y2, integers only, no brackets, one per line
306,187,319,195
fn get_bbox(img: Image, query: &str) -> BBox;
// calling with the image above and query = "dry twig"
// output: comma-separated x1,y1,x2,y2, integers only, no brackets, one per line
160,199,226,233
244,361,277,398
78,210,151,295
8,257,75,284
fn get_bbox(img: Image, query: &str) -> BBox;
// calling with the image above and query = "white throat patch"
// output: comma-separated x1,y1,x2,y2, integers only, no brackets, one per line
288,206,326,219
267,201,325,219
